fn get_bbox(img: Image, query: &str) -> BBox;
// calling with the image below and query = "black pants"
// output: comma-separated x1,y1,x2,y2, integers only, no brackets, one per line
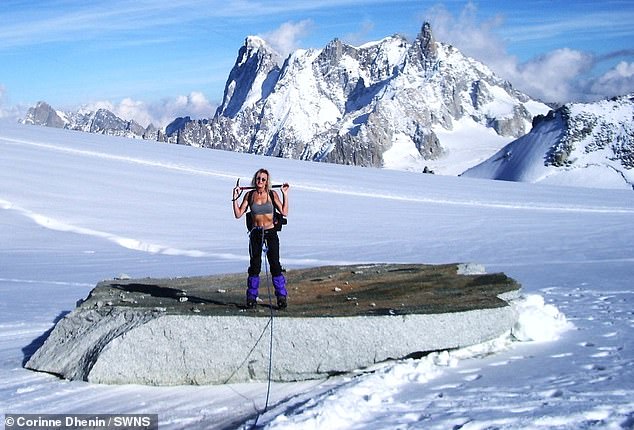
248,228,283,277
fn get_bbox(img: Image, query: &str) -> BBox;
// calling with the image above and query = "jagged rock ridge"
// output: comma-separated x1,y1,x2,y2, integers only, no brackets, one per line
22,24,632,187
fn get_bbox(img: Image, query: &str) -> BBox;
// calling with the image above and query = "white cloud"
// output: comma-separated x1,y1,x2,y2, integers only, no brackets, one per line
589,61,634,99
428,2,507,64
113,98,154,129
150,92,216,127
342,19,375,46
509,49,594,102
258,20,313,57
82,92,216,128
426,2,632,103
0,84,26,121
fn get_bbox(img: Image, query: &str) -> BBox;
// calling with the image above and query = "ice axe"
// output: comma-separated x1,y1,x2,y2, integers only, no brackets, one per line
233,178,285,201
236,178,285,191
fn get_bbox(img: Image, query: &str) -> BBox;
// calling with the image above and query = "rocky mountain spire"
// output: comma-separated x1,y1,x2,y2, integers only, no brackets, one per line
216,36,282,118
418,22,438,59
404,21,439,76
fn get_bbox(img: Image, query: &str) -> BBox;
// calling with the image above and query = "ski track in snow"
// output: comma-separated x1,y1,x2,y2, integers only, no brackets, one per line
2,136,633,216
0,136,240,183
4,194,632,270
0,278,93,288
0,197,220,258
0,197,352,267
298,184,634,214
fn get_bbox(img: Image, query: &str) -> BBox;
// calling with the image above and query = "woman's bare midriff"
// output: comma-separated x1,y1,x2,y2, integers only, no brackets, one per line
252,213,274,230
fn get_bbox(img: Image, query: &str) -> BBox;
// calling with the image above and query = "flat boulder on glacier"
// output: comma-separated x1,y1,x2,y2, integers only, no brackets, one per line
25,263,521,385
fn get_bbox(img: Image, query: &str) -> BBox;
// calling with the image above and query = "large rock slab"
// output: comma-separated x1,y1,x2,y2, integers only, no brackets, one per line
26,263,521,385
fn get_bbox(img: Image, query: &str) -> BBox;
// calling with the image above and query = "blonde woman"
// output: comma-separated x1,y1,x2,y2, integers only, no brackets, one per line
233,168,289,309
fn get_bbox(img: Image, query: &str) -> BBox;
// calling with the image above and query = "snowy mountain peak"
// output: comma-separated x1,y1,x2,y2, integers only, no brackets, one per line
317,38,350,68
462,93,634,189
549,94,634,168
244,35,272,53
24,22,552,178
216,36,283,118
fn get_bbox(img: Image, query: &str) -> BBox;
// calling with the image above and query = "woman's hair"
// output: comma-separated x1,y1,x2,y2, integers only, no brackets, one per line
251,168,271,193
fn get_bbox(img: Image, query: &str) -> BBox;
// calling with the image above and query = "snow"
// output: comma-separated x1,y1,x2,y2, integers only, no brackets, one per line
539,164,631,189
461,114,565,183
510,294,574,342
479,85,518,118
429,117,511,175
2,121,634,429
381,132,428,171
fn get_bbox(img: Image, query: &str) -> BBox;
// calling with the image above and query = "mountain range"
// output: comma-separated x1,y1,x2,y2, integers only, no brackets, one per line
166,22,549,173
21,23,633,189
23,102,161,140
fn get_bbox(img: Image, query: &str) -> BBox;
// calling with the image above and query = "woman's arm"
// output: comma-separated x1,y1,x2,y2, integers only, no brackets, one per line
233,188,249,218
273,183,289,216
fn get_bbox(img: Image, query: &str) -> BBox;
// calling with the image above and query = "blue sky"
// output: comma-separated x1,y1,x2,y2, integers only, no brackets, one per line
1,0,633,127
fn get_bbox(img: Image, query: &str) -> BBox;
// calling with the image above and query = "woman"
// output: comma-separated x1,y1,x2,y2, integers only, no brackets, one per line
233,168,289,309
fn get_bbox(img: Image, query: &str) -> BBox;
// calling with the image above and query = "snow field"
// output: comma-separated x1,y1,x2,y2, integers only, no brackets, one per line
1,121,633,429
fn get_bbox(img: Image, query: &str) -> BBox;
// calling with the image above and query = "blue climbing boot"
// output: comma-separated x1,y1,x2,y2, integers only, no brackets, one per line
246,276,259,308
272,275,287,309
